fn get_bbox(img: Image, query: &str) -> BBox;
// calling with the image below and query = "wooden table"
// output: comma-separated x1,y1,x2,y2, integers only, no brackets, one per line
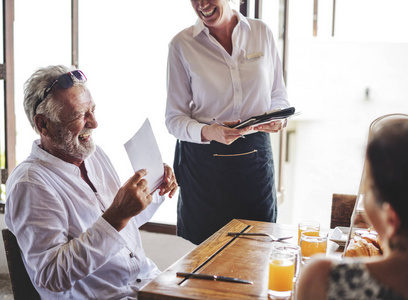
139,219,341,300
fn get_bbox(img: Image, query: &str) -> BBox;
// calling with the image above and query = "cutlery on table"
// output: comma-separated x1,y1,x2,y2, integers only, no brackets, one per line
227,232,293,242
176,272,253,284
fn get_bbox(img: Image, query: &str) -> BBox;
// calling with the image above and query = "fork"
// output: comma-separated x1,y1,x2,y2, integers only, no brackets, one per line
227,232,293,242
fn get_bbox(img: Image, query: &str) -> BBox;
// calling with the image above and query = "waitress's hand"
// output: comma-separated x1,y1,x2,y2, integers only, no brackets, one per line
201,120,251,145
253,119,287,133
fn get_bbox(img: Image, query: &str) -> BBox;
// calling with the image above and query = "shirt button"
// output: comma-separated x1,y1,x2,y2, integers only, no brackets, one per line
129,252,134,258
136,279,142,283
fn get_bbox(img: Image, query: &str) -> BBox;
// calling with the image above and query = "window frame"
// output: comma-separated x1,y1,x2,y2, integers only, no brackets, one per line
1,0,15,185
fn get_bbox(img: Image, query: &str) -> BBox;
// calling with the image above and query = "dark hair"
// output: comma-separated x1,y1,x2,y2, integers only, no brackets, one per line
366,119,408,229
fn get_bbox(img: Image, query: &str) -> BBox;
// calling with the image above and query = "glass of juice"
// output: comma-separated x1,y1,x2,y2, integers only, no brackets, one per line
271,243,301,299
268,248,296,299
271,243,301,280
299,230,328,263
298,221,320,245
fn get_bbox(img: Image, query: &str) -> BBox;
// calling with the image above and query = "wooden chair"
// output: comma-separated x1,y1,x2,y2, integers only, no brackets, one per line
330,194,357,228
2,228,41,300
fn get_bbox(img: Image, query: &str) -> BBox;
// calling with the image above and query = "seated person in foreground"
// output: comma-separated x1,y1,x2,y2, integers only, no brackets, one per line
5,65,178,299
298,119,408,300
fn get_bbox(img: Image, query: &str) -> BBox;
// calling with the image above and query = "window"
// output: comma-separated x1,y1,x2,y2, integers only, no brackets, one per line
284,0,408,225
8,0,408,229
14,0,72,164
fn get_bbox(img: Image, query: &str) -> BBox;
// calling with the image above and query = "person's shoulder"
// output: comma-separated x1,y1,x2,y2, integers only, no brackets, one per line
6,156,43,187
303,256,334,278
169,25,195,46
244,16,270,31
240,16,275,42
297,256,334,300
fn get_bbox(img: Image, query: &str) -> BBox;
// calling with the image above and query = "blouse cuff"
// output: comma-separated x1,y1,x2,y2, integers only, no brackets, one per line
192,122,210,144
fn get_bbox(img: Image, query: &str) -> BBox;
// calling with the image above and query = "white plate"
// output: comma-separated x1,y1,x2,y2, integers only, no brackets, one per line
329,227,350,246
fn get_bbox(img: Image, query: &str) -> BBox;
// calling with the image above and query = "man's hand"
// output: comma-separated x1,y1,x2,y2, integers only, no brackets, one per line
158,163,178,198
103,169,152,231
201,120,251,145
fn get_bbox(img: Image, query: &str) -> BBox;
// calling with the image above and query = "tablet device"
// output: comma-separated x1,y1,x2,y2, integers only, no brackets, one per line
233,107,296,129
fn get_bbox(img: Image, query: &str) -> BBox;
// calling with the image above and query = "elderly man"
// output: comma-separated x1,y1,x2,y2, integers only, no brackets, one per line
5,65,178,299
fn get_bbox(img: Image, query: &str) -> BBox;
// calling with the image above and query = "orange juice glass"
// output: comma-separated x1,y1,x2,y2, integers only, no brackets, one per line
268,250,296,299
298,221,320,245
300,231,328,262
271,243,301,281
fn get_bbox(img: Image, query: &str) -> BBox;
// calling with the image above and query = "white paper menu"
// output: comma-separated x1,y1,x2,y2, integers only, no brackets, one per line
124,118,164,198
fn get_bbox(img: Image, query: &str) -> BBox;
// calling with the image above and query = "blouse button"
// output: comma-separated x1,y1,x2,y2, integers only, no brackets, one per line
129,252,134,258
136,279,142,283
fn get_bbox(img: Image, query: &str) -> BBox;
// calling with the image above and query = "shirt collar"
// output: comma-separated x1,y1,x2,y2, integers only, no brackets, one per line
192,9,251,38
31,139,83,175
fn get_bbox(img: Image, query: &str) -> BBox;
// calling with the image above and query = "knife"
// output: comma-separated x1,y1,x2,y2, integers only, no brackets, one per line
176,272,253,284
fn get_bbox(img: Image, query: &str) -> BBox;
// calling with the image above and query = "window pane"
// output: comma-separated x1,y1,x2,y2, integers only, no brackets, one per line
336,0,408,42
283,0,408,226
79,0,197,224
15,0,71,164
289,0,314,38
261,0,282,56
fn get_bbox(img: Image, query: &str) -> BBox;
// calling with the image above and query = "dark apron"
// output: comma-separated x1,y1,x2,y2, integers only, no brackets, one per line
174,132,277,245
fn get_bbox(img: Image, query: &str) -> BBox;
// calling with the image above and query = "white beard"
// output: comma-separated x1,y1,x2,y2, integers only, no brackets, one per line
52,126,95,160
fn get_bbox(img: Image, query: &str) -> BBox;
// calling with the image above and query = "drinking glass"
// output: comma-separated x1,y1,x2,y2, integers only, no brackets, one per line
268,247,297,299
299,231,328,263
271,243,301,279
271,243,301,299
298,221,320,245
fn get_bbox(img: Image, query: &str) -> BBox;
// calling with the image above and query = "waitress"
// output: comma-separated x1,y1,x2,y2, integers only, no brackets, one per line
165,0,290,245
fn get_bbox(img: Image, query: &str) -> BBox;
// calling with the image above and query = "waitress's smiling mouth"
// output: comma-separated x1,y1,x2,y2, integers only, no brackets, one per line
200,7,216,18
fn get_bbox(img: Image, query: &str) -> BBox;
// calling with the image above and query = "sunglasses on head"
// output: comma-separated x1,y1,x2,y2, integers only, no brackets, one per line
34,70,87,115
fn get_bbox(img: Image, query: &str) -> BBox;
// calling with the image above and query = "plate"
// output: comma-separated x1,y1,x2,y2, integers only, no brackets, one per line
329,227,350,246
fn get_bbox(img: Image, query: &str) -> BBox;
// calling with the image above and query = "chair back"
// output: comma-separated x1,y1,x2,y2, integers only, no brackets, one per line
330,193,357,228
2,228,41,300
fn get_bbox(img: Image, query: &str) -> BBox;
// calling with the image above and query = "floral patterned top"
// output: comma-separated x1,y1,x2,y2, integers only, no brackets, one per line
327,261,407,300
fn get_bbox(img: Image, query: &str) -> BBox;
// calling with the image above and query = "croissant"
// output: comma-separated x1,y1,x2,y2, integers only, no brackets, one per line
345,238,381,257
361,234,383,254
